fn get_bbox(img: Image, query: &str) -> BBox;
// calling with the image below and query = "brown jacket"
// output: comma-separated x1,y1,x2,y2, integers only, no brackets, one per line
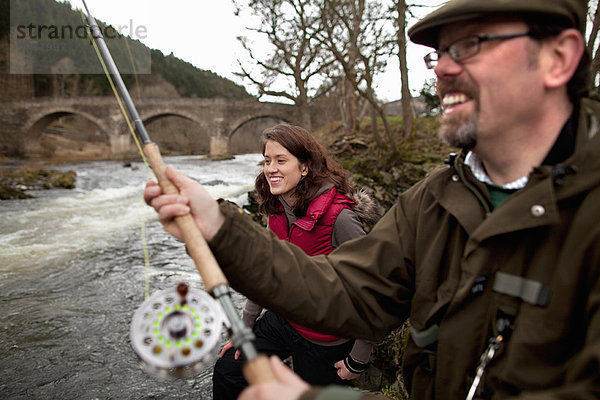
210,98,600,399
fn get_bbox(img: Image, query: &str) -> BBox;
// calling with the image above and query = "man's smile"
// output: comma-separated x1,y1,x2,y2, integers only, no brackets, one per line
442,92,471,114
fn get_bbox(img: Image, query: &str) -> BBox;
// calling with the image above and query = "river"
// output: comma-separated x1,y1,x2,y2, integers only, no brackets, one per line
0,154,263,399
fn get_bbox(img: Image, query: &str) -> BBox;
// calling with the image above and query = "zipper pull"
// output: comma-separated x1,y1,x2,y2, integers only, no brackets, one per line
466,335,503,400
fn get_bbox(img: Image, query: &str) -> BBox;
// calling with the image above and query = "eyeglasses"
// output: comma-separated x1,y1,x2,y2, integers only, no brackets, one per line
424,32,532,69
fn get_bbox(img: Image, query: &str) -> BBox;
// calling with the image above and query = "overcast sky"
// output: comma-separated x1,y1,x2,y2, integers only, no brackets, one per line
75,0,439,103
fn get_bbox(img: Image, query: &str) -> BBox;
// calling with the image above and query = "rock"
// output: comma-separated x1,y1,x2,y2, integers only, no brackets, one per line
0,167,77,200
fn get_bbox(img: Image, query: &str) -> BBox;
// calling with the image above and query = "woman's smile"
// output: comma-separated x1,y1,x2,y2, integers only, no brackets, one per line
263,140,307,205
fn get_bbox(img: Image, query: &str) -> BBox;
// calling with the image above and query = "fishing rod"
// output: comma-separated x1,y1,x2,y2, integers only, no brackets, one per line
81,0,274,383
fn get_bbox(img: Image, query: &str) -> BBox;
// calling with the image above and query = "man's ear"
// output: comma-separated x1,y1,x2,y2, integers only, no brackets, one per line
543,28,585,89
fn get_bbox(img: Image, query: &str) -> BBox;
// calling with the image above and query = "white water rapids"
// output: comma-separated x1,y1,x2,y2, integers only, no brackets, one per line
0,154,262,399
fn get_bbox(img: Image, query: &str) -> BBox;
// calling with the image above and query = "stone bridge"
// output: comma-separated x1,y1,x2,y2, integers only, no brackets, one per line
0,97,299,159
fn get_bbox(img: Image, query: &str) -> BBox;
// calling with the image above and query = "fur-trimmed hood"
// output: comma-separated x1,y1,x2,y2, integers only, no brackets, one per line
347,187,384,227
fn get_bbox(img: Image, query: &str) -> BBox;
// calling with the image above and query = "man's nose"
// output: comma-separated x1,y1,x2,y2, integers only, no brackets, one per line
434,52,463,78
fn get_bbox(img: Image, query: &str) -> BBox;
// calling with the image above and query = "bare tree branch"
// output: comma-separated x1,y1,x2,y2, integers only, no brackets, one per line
234,0,336,129
319,0,396,148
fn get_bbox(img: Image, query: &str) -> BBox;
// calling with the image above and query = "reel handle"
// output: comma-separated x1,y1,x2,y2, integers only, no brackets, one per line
243,355,276,384
143,142,228,292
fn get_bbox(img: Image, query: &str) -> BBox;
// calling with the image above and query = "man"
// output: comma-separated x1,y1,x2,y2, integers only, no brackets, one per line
145,0,600,399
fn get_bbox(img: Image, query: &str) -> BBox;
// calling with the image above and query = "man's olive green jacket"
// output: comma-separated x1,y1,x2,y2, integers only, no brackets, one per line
210,98,600,399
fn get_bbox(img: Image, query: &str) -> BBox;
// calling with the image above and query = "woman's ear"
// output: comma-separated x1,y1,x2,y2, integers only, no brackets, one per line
301,164,308,177
543,28,584,90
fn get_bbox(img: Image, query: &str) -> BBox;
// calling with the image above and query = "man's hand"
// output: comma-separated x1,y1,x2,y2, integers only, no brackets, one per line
143,165,225,241
334,360,361,380
238,356,310,400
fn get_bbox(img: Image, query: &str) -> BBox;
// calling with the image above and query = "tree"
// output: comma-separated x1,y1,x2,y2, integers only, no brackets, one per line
587,0,600,86
319,0,360,139
233,0,335,129
320,0,396,149
394,0,414,137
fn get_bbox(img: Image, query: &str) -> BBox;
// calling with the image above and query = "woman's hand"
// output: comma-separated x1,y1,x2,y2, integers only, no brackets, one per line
219,339,240,359
334,360,361,380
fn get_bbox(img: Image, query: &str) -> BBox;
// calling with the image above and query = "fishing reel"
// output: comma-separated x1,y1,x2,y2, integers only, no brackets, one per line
130,282,226,379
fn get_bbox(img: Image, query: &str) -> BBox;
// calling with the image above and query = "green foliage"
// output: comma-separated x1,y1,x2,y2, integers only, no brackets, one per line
419,78,441,116
380,383,409,400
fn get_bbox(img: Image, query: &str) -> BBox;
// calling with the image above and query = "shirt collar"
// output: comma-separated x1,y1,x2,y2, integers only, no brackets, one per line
463,108,578,190
464,151,529,190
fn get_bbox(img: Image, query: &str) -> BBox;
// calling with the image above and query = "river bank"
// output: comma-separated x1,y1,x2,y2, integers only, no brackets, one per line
315,116,450,211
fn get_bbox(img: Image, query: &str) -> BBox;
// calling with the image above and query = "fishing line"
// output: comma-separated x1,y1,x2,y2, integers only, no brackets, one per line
124,39,143,102
81,10,154,301
80,10,151,174
141,219,151,300
119,19,150,301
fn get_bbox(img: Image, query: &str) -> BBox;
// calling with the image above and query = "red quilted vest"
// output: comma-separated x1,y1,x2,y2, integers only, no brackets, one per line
268,187,354,341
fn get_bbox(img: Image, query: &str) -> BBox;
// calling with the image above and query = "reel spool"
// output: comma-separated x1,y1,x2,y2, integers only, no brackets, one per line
130,282,225,379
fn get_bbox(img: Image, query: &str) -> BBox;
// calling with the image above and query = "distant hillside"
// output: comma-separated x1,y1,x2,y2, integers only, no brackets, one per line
150,49,250,99
0,0,252,100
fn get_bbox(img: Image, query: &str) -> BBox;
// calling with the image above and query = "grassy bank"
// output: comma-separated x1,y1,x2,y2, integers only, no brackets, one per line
315,115,452,211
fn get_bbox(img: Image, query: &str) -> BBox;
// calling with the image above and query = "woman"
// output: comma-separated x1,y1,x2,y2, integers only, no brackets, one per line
212,123,381,400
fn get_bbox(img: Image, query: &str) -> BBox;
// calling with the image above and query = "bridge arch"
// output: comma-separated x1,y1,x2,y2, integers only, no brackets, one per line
226,114,295,156
23,108,110,138
228,114,295,140
141,110,203,126
22,109,111,159
132,110,211,155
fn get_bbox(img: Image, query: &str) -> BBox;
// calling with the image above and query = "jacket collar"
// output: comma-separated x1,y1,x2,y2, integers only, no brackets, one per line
277,184,339,232
429,97,600,239
293,187,338,231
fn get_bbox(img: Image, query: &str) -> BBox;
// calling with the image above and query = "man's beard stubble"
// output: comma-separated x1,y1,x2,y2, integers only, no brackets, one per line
439,112,477,150
437,79,478,150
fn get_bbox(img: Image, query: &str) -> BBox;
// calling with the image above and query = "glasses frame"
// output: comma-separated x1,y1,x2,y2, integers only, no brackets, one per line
424,32,532,69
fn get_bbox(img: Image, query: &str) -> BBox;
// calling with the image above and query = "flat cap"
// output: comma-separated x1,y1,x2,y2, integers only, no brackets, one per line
408,0,588,48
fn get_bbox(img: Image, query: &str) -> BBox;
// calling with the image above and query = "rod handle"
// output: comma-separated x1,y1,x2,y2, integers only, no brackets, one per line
143,142,228,292
243,355,276,384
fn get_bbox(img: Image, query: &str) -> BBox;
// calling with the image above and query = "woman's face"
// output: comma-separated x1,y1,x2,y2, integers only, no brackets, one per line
263,139,308,205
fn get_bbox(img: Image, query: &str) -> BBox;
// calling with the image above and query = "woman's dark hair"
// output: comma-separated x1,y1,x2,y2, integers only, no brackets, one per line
255,123,353,216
